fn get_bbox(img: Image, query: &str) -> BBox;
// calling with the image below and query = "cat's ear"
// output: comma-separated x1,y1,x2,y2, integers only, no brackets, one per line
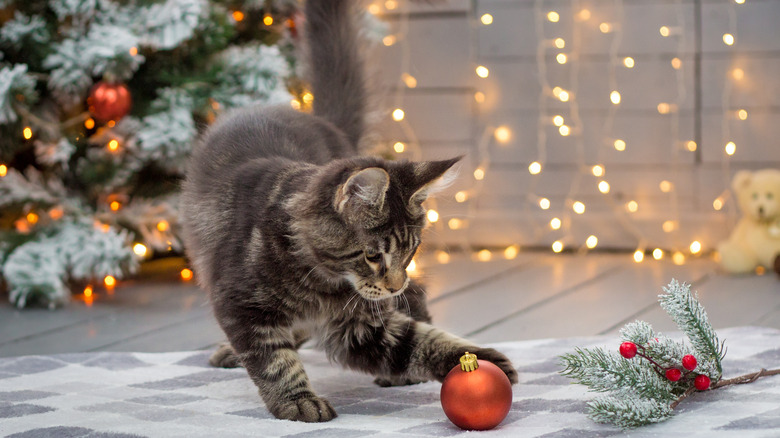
408,156,462,213
335,167,390,224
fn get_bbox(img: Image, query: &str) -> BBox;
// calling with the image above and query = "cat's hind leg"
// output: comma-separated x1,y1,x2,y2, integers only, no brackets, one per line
209,342,241,368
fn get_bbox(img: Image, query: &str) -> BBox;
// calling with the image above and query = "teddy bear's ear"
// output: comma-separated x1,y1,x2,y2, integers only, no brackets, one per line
732,170,752,192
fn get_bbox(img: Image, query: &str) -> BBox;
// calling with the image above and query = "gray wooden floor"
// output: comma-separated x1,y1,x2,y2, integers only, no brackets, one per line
1,252,779,358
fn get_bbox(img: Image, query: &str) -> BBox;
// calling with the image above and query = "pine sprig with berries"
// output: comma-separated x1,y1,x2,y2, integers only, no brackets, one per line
560,279,780,429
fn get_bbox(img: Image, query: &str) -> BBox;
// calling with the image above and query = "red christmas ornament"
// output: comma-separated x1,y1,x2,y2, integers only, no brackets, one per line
694,374,711,390
88,81,132,122
665,368,682,382
440,352,513,430
682,354,697,371
619,342,638,359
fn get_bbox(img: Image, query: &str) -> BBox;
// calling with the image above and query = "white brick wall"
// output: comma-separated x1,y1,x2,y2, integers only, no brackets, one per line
370,0,780,255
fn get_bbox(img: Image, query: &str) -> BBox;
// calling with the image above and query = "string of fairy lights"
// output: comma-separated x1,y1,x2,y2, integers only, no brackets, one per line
368,0,753,270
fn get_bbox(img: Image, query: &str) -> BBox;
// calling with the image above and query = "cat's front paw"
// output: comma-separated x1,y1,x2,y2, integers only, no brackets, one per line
271,396,337,422
469,347,519,384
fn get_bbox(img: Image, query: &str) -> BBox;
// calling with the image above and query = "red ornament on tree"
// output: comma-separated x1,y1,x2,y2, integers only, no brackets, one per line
440,352,513,430
88,81,132,122
619,342,638,359
665,368,682,382
682,354,697,371
694,374,711,390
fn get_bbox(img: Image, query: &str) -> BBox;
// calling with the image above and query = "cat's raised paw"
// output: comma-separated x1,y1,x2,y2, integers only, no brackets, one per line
273,396,337,422
470,347,519,384
209,343,241,368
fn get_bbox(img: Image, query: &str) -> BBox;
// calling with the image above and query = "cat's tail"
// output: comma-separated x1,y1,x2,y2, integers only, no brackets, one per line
304,0,366,152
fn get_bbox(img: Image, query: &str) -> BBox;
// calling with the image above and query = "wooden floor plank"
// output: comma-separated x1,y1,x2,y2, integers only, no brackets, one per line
625,271,780,334
99,312,224,353
469,258,714,343
427,253,625,338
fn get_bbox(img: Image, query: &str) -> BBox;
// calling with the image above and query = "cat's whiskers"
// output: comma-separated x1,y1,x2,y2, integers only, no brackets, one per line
343,292,360,311
292,263,324,295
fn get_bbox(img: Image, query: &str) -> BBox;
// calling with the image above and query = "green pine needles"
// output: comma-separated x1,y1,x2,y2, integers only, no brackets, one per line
560,279,725,429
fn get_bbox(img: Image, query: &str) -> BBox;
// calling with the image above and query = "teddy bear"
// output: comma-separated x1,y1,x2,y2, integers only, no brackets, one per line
717,169,780,275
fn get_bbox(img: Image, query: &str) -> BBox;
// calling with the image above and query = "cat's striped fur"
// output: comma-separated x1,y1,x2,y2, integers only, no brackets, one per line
180,0,518,422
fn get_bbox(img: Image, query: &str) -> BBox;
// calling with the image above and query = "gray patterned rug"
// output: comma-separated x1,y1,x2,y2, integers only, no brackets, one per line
1,326,779,437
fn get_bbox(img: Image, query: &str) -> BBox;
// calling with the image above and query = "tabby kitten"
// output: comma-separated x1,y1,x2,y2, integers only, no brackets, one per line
180,0,518,422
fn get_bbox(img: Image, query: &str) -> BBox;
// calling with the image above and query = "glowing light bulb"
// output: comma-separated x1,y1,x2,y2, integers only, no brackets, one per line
129,47,138,56
26,212,38,224
547,11,560,22
558,125,571,136
659,26,670,37
586,235,598,249
592,165,604,177
552,240,564,253
572,201,585,214
732,68,744,80
554,38,565,49
110,201,121,211
0,164,8,177
671,57,682,69
663,220,677,233
263,14,273,26
448,218,463,230
657,103,671,114
550,217,561,230
577,9,591,21
476,65,489,78
626,200,638,213
558,90,570,102
481,13,493,25
402,73,417,88
690,240,702,254
556,53,567,64
504,245,519,260
302,93,314,104
133,243,148,257
653,248,664,260
494,126,511,143
474,167,485,180
181,268,193,281
84,118,96,129
552,115,564,126
614,139,626,151
368,3,381,14
672,251,685,265
713,198,724,210
725,141,736,156
427,209,439,223
528,161,542,175
723,33,735,45
406,259,417,273
659,180,673,193
107,139,119,152
157,220,169,232
437,251,450,264
385,0,397,10
383,35,396,46
634,250,645,263
610,91,621,104
291,100,301,110
623,57,635,68
552,86,563,97
598,180,610,194
686,140,697,151
599,22,612,33
393,142,405,153
735,0,745,3
474,92,486,103
104,275,116,289
455,191,468,203
232,10,244,21
392,108,405,121
23,126,32,140
737,109,748,120
539,198,550,210
477,249,492,262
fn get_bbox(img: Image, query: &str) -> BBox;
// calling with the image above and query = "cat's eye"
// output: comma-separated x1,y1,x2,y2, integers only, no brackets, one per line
365,249,382,263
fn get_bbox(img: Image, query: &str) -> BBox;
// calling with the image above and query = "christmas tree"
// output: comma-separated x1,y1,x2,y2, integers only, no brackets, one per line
560,279,780,429
0,0,303,308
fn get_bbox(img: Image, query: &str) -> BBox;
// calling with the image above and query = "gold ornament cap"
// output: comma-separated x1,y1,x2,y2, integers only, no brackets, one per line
459,352,479,372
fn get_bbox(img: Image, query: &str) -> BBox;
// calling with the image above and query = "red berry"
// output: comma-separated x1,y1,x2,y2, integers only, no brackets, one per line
682,354,697,371
619,342,638,359
665,368,682,382
694,375,711,390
